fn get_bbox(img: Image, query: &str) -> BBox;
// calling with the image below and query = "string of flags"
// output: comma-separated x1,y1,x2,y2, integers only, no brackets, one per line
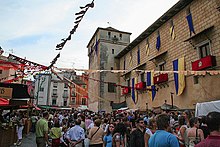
55,0,94,51
70,68,220,76
8,54,48,71
45,0,95,70
51,69,112,102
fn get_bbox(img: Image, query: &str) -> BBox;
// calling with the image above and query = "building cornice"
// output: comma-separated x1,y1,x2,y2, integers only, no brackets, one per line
115,0,194,59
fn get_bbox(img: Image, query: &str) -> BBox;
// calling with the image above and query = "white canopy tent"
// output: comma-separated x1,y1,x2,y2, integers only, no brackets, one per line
195,100,220,117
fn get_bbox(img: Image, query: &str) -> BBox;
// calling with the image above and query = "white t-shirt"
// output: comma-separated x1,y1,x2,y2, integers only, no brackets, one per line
145,128,153,136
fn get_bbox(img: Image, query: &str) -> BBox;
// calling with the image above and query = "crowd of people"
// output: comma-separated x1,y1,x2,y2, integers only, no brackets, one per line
32,109,220,147
1,109,220,147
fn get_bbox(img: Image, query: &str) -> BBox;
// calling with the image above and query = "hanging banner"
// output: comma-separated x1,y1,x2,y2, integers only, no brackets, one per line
0,87,13,99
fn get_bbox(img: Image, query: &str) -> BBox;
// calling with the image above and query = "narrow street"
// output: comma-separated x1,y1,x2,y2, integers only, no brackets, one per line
10,133,37,147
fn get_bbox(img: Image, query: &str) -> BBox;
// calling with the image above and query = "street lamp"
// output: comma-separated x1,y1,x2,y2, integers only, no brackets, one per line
146,103,148,113
170,92,174,109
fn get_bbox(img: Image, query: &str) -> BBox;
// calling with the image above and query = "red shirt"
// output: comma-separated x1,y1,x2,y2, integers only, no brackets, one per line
195,135,220,147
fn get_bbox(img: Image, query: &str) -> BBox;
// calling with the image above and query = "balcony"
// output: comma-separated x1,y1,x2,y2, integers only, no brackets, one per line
135,82,146,90
122,87,131,95
192,55,216,71
153,73,168,84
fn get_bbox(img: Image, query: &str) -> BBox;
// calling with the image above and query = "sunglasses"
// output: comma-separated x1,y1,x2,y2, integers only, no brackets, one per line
139,122,144,124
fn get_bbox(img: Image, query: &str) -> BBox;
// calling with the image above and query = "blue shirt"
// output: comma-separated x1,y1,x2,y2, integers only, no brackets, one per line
67,125,85,141
103,134,112,147
148,130,179,147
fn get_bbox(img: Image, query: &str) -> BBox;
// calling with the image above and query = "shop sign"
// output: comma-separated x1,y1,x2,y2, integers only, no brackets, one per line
0,87,13,99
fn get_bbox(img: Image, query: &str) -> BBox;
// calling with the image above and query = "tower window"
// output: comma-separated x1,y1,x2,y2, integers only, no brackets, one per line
119,34,122,40
108,82,116,93
112,49,114,54
108,32,111,38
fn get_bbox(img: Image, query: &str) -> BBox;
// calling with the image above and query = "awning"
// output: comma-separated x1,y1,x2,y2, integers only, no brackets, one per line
19,104,41,110
38,105,71,110
112,101,127,110
160,103,179,111
78,105,88,110
0,98,9,106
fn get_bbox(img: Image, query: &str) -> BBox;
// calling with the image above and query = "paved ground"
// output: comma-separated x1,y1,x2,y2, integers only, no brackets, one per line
10,132,37,147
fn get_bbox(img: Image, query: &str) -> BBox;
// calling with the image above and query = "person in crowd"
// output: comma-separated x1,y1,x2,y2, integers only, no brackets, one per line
199,116,210,139
79,115,86,132
148,114,180,147
88,119,104,147
115,117,121,125
112,122,127,147
49,120,62,147
60,126,69,147
67,118,85,147
144,120,153,147
0,109,5,124
102,118,109,133
195,111,220,147
183,110,192,127
36,111,51,147
103,123,115,147
171,114,179,134
187,117,204,147
87,116,97,132
58,112,64,126
130,118,145,147
31,113,38,133
15,111,25,146
148,118,157,134
177,116,189,147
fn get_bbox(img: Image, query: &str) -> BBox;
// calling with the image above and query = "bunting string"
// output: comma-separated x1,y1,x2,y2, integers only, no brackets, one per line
46,0,95,69
51,69,112,102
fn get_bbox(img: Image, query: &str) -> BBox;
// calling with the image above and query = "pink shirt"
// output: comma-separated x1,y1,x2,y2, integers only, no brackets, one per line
195,135,220,147
85,119,92,129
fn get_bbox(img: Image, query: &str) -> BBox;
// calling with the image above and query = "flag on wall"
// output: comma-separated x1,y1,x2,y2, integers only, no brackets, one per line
169,25,176,40
95,36,98,55
186,13,195,36
156,32,161,51
146,71,156,101
137,47,140,65
123,57,126,70
131,78,138,104
129,51,133,66
146,42,150,57
173,57,185,96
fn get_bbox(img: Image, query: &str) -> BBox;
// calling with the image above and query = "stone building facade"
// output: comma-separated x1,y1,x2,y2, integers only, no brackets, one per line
115,0,220,111
87,27,131,112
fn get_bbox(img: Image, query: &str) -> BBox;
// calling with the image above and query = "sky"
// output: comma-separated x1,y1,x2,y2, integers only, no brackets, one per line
0,0,179,70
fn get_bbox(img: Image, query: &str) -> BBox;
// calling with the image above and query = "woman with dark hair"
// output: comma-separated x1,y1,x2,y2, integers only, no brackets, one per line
177,116,189,147
112,122,127,147
50,120,62,147
183,110,192,127
187,117,204,147
199,116,210,139
103,123,115,147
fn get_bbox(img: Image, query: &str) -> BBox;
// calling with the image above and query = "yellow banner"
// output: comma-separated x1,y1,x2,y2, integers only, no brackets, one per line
0,87,13,99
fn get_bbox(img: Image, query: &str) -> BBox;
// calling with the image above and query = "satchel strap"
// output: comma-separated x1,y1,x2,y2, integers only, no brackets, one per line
91,127,100,139
196,128,198,138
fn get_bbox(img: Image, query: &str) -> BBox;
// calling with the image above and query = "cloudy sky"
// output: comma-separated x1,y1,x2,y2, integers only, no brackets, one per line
0,0,178,70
